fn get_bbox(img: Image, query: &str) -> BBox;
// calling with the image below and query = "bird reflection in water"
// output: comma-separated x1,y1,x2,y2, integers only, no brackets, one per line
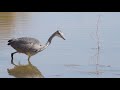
7,61,44,78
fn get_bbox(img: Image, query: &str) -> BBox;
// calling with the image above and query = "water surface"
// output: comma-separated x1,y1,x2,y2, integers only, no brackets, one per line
0,12,120,78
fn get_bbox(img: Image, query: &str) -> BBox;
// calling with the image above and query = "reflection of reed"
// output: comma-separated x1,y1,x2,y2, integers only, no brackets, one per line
0,12,16,30
7,61,44,78
0,12,17,49
91,48,100,75
90,15,102,76
0,12,30,50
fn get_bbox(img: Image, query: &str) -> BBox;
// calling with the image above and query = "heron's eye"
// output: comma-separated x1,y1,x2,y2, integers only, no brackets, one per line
40,45,42,46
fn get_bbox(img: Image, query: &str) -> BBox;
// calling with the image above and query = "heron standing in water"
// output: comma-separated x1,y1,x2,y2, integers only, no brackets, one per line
8,30,65,64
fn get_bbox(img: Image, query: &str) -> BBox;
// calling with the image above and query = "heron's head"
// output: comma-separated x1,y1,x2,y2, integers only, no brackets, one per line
55,30,65,40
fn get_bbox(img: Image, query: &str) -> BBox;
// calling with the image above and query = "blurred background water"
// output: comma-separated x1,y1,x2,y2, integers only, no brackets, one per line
0,12,120,78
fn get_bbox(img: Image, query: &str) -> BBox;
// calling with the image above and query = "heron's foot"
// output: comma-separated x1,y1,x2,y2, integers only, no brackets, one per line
11,61,17,66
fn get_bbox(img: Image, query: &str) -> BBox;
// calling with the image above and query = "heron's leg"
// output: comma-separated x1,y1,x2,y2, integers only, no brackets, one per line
28,59,32,65
11,52,18,64
28,55,31,62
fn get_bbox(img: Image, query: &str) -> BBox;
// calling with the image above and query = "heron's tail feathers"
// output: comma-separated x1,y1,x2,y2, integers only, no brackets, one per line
8,39,13,42
8,39,15,45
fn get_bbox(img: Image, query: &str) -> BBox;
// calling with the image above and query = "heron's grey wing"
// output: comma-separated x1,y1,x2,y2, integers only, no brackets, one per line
10,37,42,53
11,42,34,53
17,37,41,45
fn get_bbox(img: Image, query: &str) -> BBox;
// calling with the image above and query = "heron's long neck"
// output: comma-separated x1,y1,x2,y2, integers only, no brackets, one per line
40,32,56,51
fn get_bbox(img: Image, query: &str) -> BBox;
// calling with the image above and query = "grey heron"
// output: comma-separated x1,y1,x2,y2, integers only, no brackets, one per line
8,30,65,64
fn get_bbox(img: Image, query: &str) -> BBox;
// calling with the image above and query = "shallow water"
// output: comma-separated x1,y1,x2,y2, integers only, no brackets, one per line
0,12,120,78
